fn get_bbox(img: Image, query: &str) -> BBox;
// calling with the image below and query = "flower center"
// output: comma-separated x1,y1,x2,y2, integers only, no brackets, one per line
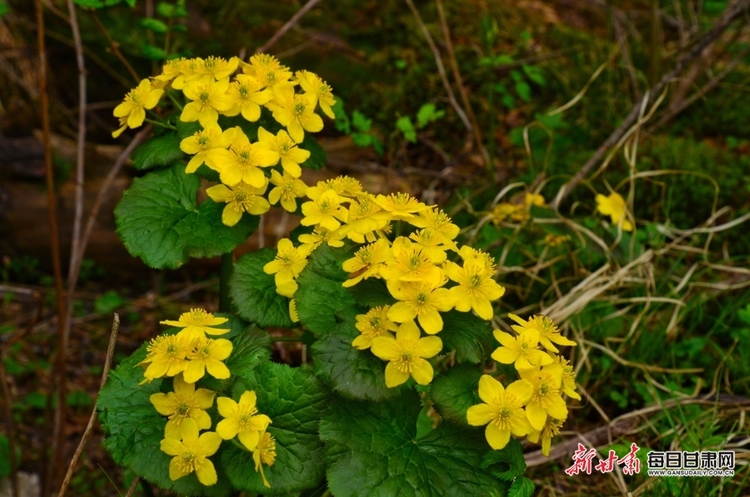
199,91,210,104
293,102,306,115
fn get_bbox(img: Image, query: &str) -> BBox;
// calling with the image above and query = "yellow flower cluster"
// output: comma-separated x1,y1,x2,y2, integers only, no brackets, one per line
143,308,275,487
492,192,545,224
468,313,579,454
112,54,336,227
261,179,508,388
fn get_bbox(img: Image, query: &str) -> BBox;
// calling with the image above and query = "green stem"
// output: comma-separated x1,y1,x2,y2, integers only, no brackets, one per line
167,90,184,111
486,76,495,177
219,251,233,313
143,117,176,130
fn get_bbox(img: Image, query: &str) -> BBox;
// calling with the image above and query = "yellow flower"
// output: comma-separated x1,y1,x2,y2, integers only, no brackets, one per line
525,192,545,207
519,365,568,431
247,56,293,92
457,246,496,274
242,53,282,78
338,194,389,242
381,237,442,285
179,124,235,173
185,337,233,383
595,192,633,231
255,127,310,177
160,418,222,485
161,308,229,342
417,208,460,242
444,258,505,320
491,329,553,370
546,356,580,400
371,320,442,387
263,238,313,297
253,430,277,488
172,57,204,89
508,314,576,354
271,87,324,144
352,305,398,350
216,391,272,451
268,170,307,212
206,181,271,227
543,233,570,247
295,70,336,119
408,229,453,264
298,226,345,251
306,178,347,200
527,417,564,456
300,189,348,231
374,193,429,223
332,176,363,197
493,202,528,223
112,116,128,139
198,56,239,80
387,279,454,334
218,129,278,187
341,238,392,288
466,375,534,450
181,77,234,127
154,58,184,83
139,333,190,382
113,79,163,131
225,74,273,121
150,374,214,439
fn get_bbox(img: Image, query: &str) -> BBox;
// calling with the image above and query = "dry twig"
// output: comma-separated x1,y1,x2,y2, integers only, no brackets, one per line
255,0,324,54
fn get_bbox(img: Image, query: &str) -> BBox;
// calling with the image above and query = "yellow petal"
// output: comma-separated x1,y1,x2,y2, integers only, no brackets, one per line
222,204,242,226
387,302,416,323
493,330,516,348
169,457,190,481
238,430,260,451
384,362,410,387
409,358,433,385
149,393,172,415
466,403,493,426
477,374,504,404
417,307,443,334
216,418,240,440
396,320,420,342
206,184,232,203
206,359,230,379
199,431,223,456
485,423,511,450
216,396,238,419
506,379,534,405
414,336,442,359
526,402,547,431
194,388,216,409
239,390,258,410
370,336,400,361
160,438,183,456
183,360,205,384
195,458,218,485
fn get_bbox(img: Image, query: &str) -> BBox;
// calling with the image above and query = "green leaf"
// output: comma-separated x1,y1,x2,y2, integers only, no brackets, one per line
299,132,327,170
345,278,394,307
131,131,184,170
115,165,259,269
515,81,531,102
351,110,372,132
230,249,293,328
141,17,169,33
97,343,232,496
142,43,167,61
295,244,357,335
310,315,400,401
0,436,11,477
521,65,546,86
176,119,203,138
331,99,351,134
0,1,10,17
396,116,417,143
508,476,535,497
431,363,482,425
320,392,508,496
73,0,104,8
440,310,494,364
222,325,271,379
481,438,526,481
416,103,445,129
94,290,125,314
222,362,329,494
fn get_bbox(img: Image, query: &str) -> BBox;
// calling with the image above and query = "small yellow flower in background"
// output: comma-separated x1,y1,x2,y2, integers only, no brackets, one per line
112,79,163,133
371,320,442,387
524,192,546,207
139,334,191,382
300,189,349,231
527,417,564,456
543,233,570,247
181,77,234,127
508,314,576,354
263,238,313,297
595,191,633,231
179,124,235,173
161,308,229,342
268,170,308,213
547,356,580,400
444,257,505,320
387,279,454,334
225,74,273,121
298,226,345,251
198,56,239,80
341,238,392,287
519,365,567,431
185,337,233,383
253,430,277,488
374,193,429,223
160,418,222,485
381,237,442,285
150,374,214,439
352,305,398,350
271,87,324,144
216,391,272,450
206,181,271,227
255,127,310,177
172,57,203,89
491,329,553,370
492,202,528,223
466,375,534,450
295,70,336,118
417,208,460,243
218,129,278,187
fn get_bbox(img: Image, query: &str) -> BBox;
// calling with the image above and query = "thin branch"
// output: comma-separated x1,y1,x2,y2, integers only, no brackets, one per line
0,358,19,497
403,0,473,132
89,10,140,83
551,0,750,209
434,0,489,168
255,0,323,54
57,314,120,497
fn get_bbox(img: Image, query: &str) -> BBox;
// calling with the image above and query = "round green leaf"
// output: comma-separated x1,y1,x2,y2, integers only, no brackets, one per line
229,248,293,328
